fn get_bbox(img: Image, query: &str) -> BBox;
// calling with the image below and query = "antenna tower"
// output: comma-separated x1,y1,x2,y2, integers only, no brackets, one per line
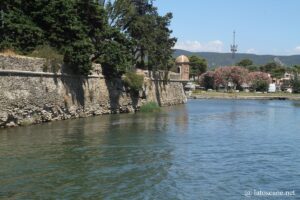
230,31,238,60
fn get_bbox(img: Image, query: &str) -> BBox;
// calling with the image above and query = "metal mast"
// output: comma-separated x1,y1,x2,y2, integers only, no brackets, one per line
230,31,238,61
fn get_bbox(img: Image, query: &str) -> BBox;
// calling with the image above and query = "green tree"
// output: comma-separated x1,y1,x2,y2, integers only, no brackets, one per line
98,28,133,77
64,40,95,75
32,0,85,51
291,74,300,93
148,13,177,72
116,0,156,68
260,62,286,78
237,58,253,67
189,55,207,81
292,65,300,74
1,0,176,76
107,0,176,71
0,0,43,52
245,65,259,72
200,71,215,89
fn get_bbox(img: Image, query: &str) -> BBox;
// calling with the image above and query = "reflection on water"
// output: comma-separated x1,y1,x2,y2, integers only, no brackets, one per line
1,100,300,199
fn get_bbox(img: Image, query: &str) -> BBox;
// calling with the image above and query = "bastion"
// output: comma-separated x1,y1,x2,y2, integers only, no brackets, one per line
0,54,187,128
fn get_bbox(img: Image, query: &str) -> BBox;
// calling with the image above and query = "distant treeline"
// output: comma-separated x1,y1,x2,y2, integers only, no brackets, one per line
0,0,176,76
174,49,300,68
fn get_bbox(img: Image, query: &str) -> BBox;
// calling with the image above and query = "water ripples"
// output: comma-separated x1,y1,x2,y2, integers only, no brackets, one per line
1,100,300,199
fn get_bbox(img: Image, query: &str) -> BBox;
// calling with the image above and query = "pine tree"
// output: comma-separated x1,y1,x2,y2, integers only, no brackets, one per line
0,0,43,52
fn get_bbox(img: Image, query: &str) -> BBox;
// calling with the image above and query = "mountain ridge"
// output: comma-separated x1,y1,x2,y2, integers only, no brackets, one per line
173,49,300,68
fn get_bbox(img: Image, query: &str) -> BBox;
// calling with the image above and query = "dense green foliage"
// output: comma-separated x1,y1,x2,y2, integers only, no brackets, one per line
189,55,207,80
291,74,300,93
237,58,253,67
123,72,144,92
292,65,300,73
0,0,176,76
140,102,160,113
243,65,260,72
253,80,269,92
1,0,108,74
259,62,286,78
107,0,176,71
200,71,215,89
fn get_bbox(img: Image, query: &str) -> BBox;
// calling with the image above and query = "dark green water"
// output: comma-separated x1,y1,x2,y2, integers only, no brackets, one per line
1,100,300,199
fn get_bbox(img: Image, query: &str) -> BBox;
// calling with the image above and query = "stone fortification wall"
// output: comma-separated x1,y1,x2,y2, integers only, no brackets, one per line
0,54,187,127
0,55,45,71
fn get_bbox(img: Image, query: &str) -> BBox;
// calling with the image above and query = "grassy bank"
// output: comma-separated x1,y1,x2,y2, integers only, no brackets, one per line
191,91,300,100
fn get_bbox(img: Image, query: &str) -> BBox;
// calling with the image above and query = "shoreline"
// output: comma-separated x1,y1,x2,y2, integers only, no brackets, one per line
189,93,300,101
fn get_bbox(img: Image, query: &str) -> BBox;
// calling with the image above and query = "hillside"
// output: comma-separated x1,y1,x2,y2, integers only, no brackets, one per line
174,49,300,68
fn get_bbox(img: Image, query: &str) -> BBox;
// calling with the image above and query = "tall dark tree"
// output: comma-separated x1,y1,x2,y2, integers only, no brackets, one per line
148,13,177,71
98,27,133,77
0,0,43,52
189,55,208,81
107,0,176,70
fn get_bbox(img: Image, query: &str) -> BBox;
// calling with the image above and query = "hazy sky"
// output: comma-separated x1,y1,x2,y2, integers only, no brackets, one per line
154,0,300,55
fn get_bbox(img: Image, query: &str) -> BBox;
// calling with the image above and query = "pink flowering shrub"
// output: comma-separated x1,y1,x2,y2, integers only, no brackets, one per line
214,66,248,90
199,66,272,92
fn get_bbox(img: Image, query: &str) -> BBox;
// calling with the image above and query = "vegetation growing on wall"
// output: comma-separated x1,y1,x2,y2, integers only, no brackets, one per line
123,72,144,93
29,45,63,73
140,102,160,113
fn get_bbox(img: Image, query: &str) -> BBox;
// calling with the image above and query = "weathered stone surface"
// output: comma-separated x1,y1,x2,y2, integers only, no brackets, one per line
0,54,187,128
0,54,45,71
6,121,17,128
0,112,8,126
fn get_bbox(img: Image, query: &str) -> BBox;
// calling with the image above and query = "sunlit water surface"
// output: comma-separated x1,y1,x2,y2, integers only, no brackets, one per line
1,100,300,199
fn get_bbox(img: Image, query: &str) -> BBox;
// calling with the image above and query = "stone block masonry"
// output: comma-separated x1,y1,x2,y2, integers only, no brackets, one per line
0,54,187,128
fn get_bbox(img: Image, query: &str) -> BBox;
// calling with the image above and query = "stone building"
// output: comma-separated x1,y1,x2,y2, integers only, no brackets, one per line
175,55,190,80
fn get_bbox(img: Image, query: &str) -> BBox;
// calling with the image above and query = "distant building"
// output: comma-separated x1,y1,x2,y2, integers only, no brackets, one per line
175,55,190,80
268,83,276,93
135,55,190,81
271,72,294,91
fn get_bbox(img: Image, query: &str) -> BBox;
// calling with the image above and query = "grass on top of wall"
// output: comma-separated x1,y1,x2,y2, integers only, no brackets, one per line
29,45,63,73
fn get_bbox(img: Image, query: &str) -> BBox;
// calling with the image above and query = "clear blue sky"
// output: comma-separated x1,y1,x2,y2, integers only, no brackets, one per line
154,0,300,55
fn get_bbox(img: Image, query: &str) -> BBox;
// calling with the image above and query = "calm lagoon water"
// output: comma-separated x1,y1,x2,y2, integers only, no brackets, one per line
1,100,300,199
